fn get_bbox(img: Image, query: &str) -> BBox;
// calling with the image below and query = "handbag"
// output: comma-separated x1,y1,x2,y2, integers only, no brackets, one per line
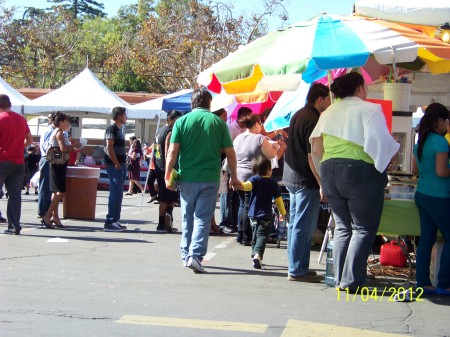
45,129,69,164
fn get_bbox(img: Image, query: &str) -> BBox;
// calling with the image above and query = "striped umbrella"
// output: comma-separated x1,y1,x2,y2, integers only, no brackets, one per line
198,13,450,94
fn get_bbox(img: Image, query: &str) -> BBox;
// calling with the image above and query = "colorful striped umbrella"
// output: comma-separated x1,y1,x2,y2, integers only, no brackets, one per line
198,13,450,94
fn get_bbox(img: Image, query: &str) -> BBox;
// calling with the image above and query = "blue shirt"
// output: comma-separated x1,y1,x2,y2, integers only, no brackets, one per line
39,125,55,155
414,133,450,198
247,175,282,219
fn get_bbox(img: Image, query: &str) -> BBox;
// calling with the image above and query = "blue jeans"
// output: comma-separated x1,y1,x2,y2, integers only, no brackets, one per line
286,184,320,276
38,157,51,216
0,162,25,231
415,192,450,289
321,159,386,289
179,182,219,262
237,190,252,243
106,164,126,222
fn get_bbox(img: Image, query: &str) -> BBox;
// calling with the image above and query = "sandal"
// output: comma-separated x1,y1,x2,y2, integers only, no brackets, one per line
50,218,65,228
41,219,56,229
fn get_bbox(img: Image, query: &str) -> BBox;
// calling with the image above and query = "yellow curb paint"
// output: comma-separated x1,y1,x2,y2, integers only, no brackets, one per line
280,319,407,337
116,315,268,333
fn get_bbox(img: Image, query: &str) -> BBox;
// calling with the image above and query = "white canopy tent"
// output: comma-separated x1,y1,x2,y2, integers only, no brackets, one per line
0,76,30,114
23,68,131,116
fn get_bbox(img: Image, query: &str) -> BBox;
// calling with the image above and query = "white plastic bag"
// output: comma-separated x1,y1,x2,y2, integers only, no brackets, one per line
30,171,40,188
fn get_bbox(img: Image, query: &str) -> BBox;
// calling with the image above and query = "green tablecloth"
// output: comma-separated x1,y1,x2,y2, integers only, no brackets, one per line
378,199,421,236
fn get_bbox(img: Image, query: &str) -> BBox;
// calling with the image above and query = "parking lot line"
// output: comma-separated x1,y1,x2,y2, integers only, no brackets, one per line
116,315,268,333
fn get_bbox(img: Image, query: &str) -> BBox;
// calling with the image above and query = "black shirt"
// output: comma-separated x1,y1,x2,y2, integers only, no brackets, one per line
104,124,126,165
153,125,171,172
283,103,320,189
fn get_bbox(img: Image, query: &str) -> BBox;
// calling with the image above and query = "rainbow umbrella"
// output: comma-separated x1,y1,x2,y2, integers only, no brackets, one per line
198,13,450,94
211,88,282,122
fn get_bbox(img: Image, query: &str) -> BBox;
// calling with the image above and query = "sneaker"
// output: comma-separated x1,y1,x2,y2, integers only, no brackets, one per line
252,254,262,269
164,214,173,233
103,221,125,232
287,274,323,283
24,191,29,195
4,228,21,235
186,256,205,273
112,221,127,230
0,215,7,223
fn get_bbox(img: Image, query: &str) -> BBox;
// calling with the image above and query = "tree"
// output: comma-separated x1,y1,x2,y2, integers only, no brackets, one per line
47,0,106,19
130,0,288,93
0,6,82,88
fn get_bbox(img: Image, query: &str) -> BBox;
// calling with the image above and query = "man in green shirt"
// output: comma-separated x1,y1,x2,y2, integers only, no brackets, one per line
165,89,240,273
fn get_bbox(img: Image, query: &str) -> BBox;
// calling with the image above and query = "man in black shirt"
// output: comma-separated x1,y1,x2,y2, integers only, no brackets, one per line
283,83,330,282
103,107,128,232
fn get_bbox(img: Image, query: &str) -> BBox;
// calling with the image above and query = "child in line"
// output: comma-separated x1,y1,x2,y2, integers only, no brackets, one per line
240,155,286,269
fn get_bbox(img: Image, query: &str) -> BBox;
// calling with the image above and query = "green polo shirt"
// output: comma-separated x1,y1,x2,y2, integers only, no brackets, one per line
171,107,233,183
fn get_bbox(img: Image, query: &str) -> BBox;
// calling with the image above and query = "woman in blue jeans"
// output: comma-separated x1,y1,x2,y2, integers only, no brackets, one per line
412,103,450,295
310,72,399,292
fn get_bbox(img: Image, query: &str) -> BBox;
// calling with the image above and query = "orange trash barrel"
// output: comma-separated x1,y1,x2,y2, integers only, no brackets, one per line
63,167,100,220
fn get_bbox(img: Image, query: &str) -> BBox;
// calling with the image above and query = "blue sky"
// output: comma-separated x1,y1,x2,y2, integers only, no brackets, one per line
3,0,357,29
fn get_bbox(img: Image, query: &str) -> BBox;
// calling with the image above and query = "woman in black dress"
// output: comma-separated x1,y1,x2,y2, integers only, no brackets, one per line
41,112,79,229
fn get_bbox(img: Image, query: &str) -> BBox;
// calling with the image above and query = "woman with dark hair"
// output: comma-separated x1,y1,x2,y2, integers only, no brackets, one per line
125,139,144,195
153,110,183,232
310,72,399,291
233,113,286,245
41,112,80,229
412,102,450,295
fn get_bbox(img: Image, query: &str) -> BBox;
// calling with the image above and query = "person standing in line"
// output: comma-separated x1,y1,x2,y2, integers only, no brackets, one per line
37,113,55,218
234,114,282,246
239,155,286,269
165,89,240,273
153,110,183,233
41,112,80,229
412,103,450,295
103,107,128,232
0,94,33,235
221,107,253,233
310,72,399,292
282,83,330,283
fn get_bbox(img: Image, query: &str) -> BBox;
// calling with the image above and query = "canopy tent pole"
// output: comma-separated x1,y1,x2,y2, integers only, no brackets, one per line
327,70,334,104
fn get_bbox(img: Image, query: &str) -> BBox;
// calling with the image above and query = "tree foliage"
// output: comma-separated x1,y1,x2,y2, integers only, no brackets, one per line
0,0,288,93
47,0,106,19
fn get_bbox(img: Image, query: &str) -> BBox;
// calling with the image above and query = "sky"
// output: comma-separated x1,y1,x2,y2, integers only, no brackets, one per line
3,0,357,29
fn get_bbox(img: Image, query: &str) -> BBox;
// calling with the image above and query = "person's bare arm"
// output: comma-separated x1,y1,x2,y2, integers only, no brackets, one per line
56,131,76,152
311,136,324,173
165,143,180,190
24,132,33,147
106,139,121,169
223,147,241,190
164,131,172,160
308,153,326,202
260,138,277,159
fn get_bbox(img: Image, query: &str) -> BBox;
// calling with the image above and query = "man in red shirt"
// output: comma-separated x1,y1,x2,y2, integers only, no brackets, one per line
0,94,33,235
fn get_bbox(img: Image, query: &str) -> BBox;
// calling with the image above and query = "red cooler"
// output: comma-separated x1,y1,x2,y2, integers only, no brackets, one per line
63,166,100,220
380,241,407,267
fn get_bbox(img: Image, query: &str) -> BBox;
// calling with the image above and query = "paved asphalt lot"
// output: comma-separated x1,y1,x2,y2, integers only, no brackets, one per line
1,191,449,337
